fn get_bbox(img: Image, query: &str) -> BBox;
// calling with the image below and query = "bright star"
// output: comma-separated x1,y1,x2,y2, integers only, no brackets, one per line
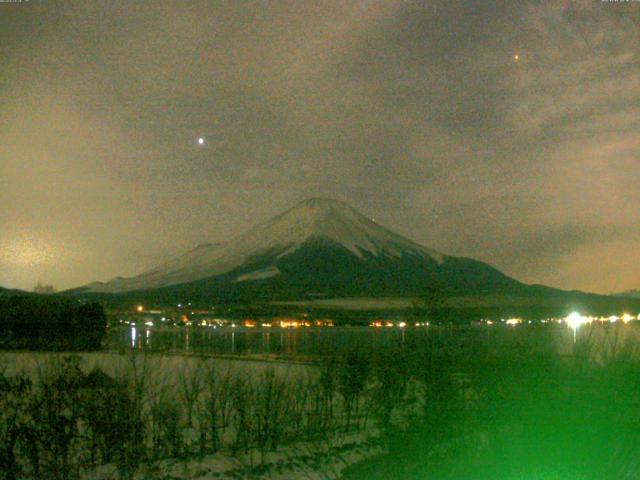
514,54,520,61
198,137,205,145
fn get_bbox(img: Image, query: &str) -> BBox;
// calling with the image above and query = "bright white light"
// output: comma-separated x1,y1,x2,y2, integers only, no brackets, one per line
565,312,590,343
505,318,522,326
398,322,406,328
565,312,587,330
145,321,154,327
198,137,205,145
622,313,633,324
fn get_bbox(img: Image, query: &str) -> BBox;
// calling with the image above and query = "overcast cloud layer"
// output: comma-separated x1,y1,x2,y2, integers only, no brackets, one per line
1,0,639,293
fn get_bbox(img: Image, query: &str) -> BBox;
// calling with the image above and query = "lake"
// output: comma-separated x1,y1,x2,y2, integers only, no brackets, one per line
102,322,623,359
107,325,414,357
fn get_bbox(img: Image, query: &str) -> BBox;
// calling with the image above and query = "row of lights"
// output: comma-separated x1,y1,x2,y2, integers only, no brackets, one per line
135,305,637,331
565,312,638,330
369,321,429,328
482,313,639,328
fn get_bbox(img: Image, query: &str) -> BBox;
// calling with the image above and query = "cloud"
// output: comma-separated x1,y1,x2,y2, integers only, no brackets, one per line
1,0,639,292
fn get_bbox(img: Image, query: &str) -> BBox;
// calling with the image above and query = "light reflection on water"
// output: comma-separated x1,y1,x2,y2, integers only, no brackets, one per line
110,323,639,358
112,325,413,357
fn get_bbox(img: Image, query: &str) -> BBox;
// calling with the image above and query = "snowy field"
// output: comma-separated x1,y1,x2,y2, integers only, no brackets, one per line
0,350,312,381
0,350,390,480
85,431,384,480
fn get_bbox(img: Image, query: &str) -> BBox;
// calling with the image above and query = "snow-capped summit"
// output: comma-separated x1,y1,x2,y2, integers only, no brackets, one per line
84,198,444,293
79,198,521,297
239,197,443,261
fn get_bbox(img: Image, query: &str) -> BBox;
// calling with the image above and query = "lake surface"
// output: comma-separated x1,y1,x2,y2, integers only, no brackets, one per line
103,322,619,358
107,325,415,357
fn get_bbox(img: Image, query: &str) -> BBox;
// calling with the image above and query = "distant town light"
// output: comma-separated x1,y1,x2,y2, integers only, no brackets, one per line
136,305,144,312
565,312,587,330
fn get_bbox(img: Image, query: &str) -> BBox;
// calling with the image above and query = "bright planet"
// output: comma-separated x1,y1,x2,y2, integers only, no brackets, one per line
1,2,640,479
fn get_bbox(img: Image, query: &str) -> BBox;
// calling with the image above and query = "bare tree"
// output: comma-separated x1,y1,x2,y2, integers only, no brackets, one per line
253,368,288,465
192,363,235,456
230,375,254,459
337,349,370,432
178,359,205,430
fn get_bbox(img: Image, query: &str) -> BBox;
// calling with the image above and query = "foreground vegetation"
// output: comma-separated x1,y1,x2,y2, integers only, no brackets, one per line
0,348,389,479
1,323,639,479
344,324,640,479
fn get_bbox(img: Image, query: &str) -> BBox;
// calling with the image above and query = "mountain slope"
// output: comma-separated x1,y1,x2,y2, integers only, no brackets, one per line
77,198,525,298
618,289,640,299
0,286,27,296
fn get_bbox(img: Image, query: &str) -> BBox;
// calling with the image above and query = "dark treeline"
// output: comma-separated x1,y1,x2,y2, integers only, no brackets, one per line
0,295,106,350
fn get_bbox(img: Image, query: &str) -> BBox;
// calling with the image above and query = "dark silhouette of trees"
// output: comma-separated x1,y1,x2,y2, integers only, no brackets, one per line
32,284,56,294
0,374,32,480
0,295,107,350
407,280,446,325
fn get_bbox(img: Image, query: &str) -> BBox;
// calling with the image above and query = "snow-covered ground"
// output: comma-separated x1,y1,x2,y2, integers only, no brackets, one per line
85,431,384,480
0,351,390,480
0,351,311,380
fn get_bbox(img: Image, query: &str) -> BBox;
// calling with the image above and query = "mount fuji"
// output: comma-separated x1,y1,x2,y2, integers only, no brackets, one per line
77,198,526,300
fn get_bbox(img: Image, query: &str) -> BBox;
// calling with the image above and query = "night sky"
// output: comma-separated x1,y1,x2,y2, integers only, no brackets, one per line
1,0,639,293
